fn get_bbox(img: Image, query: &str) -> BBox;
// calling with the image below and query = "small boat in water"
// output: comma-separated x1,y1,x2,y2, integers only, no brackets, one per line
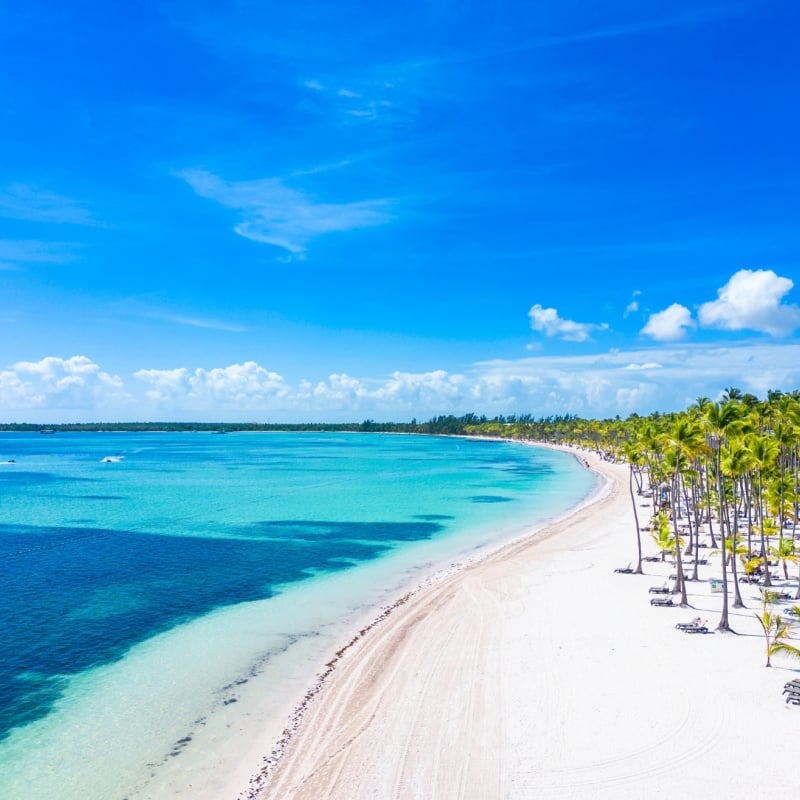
39,429,56,434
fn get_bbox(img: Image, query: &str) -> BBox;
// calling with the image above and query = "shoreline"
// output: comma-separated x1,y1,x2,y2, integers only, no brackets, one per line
1,433,593,800
236,442,606,798
244,445,800,800
229,441,610,799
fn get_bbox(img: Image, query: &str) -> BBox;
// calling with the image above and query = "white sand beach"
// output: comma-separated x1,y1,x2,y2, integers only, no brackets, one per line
241,447,799,800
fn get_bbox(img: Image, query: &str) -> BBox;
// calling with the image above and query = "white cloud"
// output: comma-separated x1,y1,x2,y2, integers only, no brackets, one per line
177,169,391,256
641,303,695,341
4,342,800,422
698,269,800,336
470,342,800,417
0,356,127,410
624,300,639,316
623,290,641,318
375,370,464,407
529,304,608,342
297,370,465,413
135,362,290,408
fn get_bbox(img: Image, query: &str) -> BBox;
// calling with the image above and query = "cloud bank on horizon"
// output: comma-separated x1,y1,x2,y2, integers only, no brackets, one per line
0,1,798,421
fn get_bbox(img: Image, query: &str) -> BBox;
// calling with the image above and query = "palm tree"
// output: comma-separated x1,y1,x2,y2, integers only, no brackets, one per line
769,537,798,581
755,591,800,667
748,433,779,587
703,400,743,631
650,512,678,562
721,440,755,608
722,387,743,402
661,418,706,605
622,439,645,574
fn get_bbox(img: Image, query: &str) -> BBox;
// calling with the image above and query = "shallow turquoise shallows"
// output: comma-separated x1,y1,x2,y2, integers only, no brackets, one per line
0,431,596,799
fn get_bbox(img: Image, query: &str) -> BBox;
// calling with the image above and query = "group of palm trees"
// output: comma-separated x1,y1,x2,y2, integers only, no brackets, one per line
466,388,800,660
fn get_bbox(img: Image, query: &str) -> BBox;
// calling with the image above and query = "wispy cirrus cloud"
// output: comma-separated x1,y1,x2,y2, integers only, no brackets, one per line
147,312,246,333
0,239,78,270
299,72,419,129
0,184,97,225
110,297,246,333
529,5,744,50
177,168,393,256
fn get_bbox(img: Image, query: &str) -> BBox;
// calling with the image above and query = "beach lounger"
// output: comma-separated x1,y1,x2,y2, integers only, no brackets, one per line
786,695,800,706
783,607,799,616
614,565,634,574
649,586,670,594
683,625,709,634
782,679,800,694
643,556,660,562
650,598,674,607
675,618,703,631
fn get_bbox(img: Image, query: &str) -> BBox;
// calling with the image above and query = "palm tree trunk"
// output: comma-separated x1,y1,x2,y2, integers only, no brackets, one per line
690,475,701,581
672,471,688,606
744,473,753,555
715,450,731,631
704,456,718,548
629,465,643,574
682,481,694,556
795,556,800,601
757,469,772,588
730,478,745,608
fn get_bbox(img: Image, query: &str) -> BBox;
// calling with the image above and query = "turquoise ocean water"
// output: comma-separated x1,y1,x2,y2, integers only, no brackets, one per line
0,432,595,799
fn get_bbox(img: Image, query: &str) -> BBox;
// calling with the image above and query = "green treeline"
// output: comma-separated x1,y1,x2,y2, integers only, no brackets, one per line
0,413,576,436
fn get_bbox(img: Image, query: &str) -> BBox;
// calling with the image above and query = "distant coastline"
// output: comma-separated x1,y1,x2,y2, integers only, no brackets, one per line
0,412,571,436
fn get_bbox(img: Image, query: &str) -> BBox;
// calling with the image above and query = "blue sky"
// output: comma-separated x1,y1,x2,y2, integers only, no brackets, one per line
1,0,799,422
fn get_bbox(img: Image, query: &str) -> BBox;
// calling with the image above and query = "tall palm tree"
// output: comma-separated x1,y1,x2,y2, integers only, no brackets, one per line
661,418,704,606
748,434,779,587
722,440,755,608
622,439,645,574
703,400,743,631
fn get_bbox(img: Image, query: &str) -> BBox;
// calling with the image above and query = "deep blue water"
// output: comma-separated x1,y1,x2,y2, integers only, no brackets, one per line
0,431,592,747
